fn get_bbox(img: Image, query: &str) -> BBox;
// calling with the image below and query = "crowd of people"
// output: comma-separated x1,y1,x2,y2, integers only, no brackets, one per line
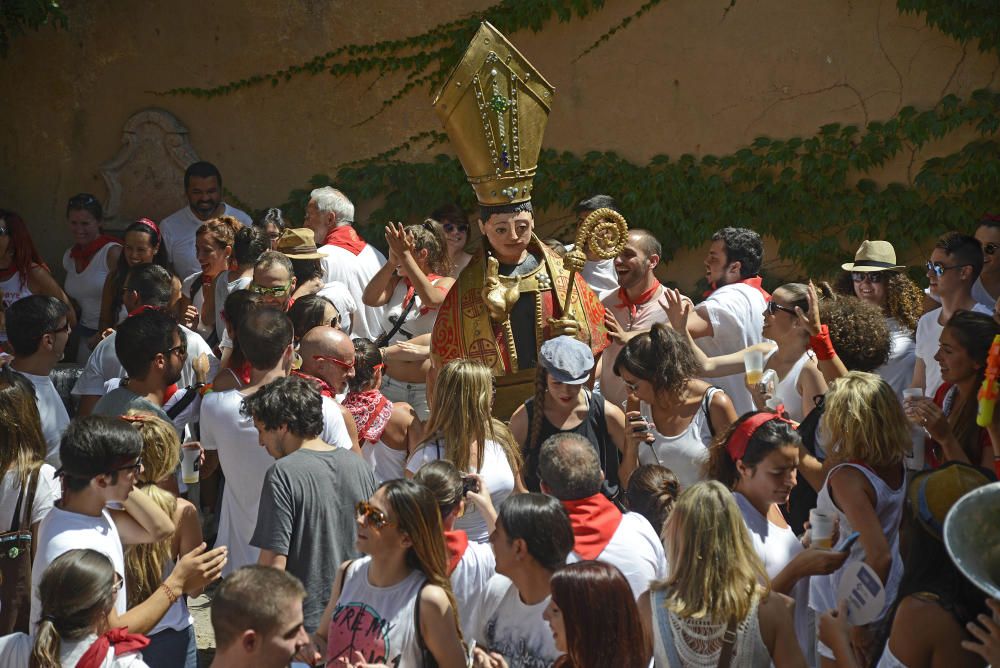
0,159,999,668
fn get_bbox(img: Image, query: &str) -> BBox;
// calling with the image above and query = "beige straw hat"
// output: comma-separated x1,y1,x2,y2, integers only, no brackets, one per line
841,240,905,272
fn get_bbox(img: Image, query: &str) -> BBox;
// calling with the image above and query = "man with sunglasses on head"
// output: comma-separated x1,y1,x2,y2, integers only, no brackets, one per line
200,309,359,576
242,376,375,634
912,231,992,398
30,415,227,637
91,309,183,423
73,263,219,416
6,295,72,466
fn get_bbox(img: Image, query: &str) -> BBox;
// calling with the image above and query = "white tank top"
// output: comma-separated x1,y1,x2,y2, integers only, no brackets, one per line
383,278,442,344
808,462,905,621
638,388,721,489
0,270,34,343
734,493,814,665
362,440,408,485
651,588,771,668
328,557,425,667
62,243,118,330
765,349,814,422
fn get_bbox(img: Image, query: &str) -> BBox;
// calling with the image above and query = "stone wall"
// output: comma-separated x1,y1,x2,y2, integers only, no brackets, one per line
1,0,995,288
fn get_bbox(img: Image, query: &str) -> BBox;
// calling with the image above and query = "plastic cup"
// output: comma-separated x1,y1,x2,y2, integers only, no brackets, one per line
902,388,926,470
744,350,764,385
810,509,835,549
181,444,200,485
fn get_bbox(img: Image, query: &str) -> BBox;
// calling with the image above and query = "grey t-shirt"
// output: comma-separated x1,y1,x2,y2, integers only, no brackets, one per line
250,447,377,632
92,387,170,422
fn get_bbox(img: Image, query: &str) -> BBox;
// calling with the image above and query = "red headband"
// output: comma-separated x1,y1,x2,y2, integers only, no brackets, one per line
135,217,161,237
726,407,794,462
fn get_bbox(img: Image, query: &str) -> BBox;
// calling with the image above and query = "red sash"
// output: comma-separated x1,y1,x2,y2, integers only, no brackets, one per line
705,275,771,301
324,226,367,256
616,281,662,319
76,627,150,668
70,235,119,270
561,493,623,560
444,529,470,575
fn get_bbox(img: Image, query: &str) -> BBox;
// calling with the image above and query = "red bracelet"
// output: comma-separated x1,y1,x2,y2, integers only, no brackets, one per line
809,324,837,361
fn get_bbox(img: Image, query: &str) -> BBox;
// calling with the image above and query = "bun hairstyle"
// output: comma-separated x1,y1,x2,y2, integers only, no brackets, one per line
197,215,241,251
412,459,464,520
349,338,384,393
405,219,452,277
707,413,802,489
625,465,680,537
613,323,699,396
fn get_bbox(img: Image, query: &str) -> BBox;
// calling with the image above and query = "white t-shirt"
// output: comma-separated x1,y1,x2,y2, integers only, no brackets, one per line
600,284,668,408
875,317,916,400
695,282,769,415
406,439,515,542
317,281,359,335
160,204,251,280
0,633,149,668
566,511,666,599
450,537,497,639
317,239,387,341
31,507,127,634
580,258,619,299
19,371,69,467
201,389,352,575
915,304,992,397
73,324,220,398
62,243,120,330
472,575,561,668
0,464,59,529
735,492,814,665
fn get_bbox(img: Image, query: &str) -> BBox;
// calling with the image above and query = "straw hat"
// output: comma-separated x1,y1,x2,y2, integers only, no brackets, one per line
908,462,993,540
841,240,905,272
276,228,328,260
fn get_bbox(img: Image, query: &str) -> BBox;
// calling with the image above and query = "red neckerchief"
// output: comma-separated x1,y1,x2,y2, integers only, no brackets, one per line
342,390,393,443
76,627,150,668
237,360,252,385
127,304,160,317
403,273,446,316
616,281,662,319
163,383,178,404
323,226,367,256
70,235,119,270
444,529,470,575
292,370,336,398
560,492,623,560
704,275,771,301
200,272,215,285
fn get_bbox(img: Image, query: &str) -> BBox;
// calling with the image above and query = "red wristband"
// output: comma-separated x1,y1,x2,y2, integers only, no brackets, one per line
809,324,837,361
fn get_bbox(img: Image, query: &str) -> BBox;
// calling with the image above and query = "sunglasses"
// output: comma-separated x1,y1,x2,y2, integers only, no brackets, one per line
249,281,291,297
46,322,71,336
443,222,470,235
984,242,999,256
926,261,971,277
109,456,143,476
851,271,884,284
163,343,188,358
313,354,355,369
766,301,798,316
355,501,395,529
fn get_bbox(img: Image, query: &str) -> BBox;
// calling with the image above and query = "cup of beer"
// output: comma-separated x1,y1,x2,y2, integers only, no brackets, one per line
809,509,836,549
744,350,764,386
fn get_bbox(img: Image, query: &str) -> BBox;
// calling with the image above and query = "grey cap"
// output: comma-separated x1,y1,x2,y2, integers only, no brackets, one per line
539,336,594,385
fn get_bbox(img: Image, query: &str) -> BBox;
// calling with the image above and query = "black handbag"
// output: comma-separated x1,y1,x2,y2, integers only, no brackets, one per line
0,465,41,634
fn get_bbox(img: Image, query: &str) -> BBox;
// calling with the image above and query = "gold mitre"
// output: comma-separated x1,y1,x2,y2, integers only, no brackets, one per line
433,21,555,208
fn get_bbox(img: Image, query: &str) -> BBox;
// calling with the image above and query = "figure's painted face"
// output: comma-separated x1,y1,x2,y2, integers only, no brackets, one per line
479,211,533,263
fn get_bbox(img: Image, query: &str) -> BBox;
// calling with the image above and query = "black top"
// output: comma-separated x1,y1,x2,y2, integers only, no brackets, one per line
499,253,542,370
522,389,620,492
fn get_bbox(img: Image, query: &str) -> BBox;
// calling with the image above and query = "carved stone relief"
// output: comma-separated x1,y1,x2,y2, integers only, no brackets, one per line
100,108,198,227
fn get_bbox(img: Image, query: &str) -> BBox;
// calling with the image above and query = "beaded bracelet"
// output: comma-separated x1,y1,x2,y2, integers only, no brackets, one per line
159,583,179,605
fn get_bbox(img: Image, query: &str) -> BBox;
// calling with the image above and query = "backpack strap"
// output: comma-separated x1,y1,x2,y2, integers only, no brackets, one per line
702,386,721,438
166,385,204,420
9,465,41,533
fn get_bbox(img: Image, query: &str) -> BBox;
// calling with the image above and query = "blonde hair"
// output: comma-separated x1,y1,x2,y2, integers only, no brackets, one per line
821,371,909,468
651,481,768,626
418,359,522,475
122,411,179,607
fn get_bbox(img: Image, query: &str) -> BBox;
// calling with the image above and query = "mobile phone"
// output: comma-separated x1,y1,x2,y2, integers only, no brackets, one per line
839,531,861,552
462,475,480,497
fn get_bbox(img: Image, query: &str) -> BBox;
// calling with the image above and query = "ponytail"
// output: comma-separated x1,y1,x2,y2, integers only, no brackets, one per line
29,620,61,668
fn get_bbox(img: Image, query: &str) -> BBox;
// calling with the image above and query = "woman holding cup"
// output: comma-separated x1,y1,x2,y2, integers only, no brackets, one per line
805,372,909,664
663,283,828,422
904,310,1000,471
709,411,848,664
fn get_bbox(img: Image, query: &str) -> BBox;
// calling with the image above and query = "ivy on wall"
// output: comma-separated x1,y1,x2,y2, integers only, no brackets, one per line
897,0,1000,56
270,89,999,277
0,0,65,56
